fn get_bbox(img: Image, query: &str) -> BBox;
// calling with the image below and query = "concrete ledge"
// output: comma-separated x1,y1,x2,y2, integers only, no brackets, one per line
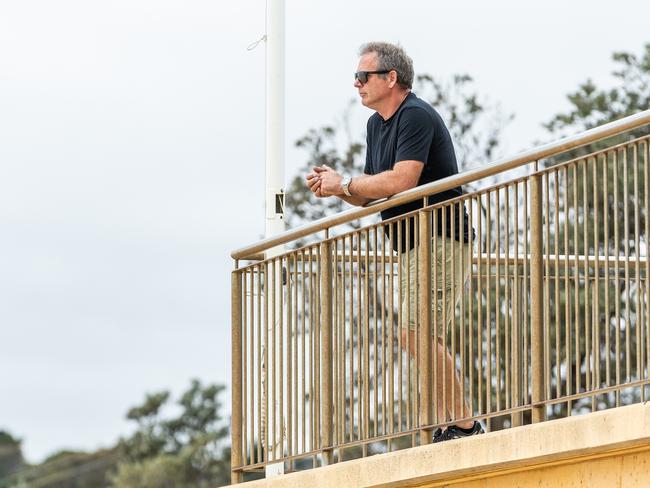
234,402,650,487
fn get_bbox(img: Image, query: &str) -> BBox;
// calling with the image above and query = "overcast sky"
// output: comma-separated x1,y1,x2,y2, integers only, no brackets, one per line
1,0,648,463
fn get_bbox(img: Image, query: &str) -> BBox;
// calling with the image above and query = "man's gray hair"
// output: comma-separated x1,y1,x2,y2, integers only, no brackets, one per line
359,42,414,90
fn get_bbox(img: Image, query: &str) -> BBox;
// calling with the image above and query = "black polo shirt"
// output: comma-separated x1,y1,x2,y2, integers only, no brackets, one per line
363,92,470,251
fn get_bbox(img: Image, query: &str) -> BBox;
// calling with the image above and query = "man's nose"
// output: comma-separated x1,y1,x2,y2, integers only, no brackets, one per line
353,78,362,88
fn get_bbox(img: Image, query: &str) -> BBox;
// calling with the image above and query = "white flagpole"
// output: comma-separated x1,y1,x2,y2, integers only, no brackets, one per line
264,0,285,478
265,0,285,242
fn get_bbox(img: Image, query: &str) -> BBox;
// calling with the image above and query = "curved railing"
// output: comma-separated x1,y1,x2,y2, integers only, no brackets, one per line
230,110,650,483
232,110,650,261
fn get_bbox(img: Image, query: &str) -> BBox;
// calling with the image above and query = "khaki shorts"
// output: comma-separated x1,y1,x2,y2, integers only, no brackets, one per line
400,237,472,336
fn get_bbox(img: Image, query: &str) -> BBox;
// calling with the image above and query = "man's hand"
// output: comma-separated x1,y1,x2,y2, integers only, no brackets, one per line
306,165,343,198
313,165,343,197
306,169,324,198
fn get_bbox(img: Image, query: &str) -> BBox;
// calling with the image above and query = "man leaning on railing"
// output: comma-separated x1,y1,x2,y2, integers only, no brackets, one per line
306,41,483,442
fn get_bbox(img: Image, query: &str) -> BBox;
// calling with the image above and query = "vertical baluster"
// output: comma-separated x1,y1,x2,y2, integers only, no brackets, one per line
592,158,600,403
293,255,299,458
418,210,433,441
388,223,396,439
504,186,511,412
495,188,502,413
242,269,248,467
603,154,611,392
357,233,363,441
231,268,243,484
614,151,621,406
477,193,484,418
624,148,632,384
634,143,642,388
523,180,530,408
348,234,354,442
469,196,476,422
572,163,580,404
512,183,522,427
363,228,370,452
554,169,562,403
543,172,552,403
486,190,492,422
564,166,572,407
249,268,256,464
459,201,468,422
301,250,306,454
530,172,546,423
320,239,333,464
373,227,379,438
582,161,591,398
644,141,650,397
397,221,404,433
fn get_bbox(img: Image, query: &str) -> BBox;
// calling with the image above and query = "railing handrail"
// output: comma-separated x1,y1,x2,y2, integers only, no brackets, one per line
231,109,650,260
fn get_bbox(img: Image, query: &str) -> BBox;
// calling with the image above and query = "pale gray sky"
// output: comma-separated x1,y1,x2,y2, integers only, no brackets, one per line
0,0,648,463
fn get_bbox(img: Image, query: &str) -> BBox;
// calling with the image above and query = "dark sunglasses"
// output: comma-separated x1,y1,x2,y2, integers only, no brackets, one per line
354,69,391,84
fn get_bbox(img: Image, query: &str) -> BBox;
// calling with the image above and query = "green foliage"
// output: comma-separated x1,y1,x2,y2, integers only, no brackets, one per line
495,43,650,419
0,431,24,487
111,379,230,488
0,433,21,447
110,440,230,488
546,43,650,133
543,43,650,161
0,380,230,488
1,449,118,488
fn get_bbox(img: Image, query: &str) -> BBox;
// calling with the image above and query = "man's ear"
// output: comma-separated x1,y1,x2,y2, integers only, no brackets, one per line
389,69,398,88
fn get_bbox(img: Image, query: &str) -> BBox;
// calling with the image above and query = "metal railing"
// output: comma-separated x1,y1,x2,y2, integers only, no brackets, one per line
230,110,650,483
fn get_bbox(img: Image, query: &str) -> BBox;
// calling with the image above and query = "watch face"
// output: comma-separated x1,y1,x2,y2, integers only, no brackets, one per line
342,176,352,196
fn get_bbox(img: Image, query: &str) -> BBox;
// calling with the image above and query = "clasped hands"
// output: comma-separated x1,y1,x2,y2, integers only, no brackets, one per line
305,165,344,198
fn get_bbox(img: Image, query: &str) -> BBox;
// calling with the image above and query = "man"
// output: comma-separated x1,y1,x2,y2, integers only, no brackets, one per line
306,41,482,442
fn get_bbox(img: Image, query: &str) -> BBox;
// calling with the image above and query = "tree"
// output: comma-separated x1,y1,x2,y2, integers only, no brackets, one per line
539,43,650,418
0,380,231,488
0,431,24,487
546,44,650,134
544,43,650,160
0,448,118,488
110,379,230,488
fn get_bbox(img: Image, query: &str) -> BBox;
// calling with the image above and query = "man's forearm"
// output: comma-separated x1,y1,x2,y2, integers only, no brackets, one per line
338,194,372,206
312,161,421,204
348,171,415,200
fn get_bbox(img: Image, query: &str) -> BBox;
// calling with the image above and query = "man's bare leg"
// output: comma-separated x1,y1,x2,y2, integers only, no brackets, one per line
402,329,473,429
434,339,473,428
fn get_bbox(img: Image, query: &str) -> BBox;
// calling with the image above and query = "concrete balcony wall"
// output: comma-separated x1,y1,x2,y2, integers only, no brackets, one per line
232,402,650,488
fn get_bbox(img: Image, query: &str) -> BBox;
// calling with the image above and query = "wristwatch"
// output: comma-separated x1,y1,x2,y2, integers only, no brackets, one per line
341,175,353,196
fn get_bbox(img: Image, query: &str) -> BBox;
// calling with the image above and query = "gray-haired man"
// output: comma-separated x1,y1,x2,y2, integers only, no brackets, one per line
307,41,482,442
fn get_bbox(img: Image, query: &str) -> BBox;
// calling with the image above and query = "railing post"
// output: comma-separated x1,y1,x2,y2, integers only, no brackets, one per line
530,174,547,423
231,269,244,484
418,210,433,442
320,240,334,464
511,277,523,427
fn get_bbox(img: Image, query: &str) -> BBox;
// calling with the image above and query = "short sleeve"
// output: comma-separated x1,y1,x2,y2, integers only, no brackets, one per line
363,120,373,174
363,135,372,175
395,107,434,164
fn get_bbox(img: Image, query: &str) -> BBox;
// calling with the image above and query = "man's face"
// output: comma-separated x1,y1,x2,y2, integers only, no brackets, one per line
354,52,390,110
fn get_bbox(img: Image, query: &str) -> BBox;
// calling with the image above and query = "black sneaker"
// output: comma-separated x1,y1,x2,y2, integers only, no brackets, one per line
432,421,484,443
